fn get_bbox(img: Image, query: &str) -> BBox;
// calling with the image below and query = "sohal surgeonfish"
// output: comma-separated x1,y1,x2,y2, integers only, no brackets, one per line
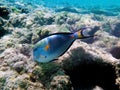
33,28,95,63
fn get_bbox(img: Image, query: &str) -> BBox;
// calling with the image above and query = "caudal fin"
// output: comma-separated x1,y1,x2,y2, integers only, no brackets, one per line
74,27,95,39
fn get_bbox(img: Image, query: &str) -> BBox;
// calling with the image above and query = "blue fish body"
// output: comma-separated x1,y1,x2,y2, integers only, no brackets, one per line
33,29,94,63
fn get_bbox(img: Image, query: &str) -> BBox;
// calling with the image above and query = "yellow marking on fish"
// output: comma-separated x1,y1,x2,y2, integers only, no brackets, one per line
78,30,83,38
44,44,50,51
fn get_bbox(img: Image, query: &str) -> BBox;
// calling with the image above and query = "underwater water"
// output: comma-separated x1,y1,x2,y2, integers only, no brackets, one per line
0,0,120,90
3,0,120,16
6,0,120,8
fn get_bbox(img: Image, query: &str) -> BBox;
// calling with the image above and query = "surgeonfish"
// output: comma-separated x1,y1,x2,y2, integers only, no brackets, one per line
33,28,95,63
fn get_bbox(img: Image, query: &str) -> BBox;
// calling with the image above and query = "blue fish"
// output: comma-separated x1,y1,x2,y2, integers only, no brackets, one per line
33,28,95,63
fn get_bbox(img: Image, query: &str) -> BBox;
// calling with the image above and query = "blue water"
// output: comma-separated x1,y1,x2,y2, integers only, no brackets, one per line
6,0,120,9
40,0,120,9
3,0,120,16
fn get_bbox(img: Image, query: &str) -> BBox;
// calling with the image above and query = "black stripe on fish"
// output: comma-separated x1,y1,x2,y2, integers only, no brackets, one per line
48,32,73,36
57,39,75,57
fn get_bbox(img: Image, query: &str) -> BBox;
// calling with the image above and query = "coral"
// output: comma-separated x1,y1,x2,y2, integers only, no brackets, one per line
32,28,50,44
0,35,14,54
31,9,55,26
55,12,68,25
0,18,9,37
50,75,72,90
32,63,65,86
9,13,27,28
0,45,71,89
19,81,28,89
0,77,6,90
111,22,120,37
12,28,32,43
58,40,120,90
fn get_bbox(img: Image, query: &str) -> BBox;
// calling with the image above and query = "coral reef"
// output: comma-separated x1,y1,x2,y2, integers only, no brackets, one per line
0,1,120,90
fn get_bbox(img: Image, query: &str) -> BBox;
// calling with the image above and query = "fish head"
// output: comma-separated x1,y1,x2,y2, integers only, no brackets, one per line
33,47,49,63
33,38,50,63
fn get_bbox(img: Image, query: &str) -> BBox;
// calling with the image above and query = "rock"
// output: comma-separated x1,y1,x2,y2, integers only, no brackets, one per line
110,22,120,37
101,16,120,37
66,13,80,25
31,63,68,89
11,28,32,43
0,48,27,73
50,75,72,90
76,14,101,29
0,18,4,27
32,28,50,44
115,64,120,89
0,47,44,89
57,35,120,89
0,35,14,54
0,18,9,37
42,24,70,34
110,46,120,59
59,40,119,66
55,12,68,25
0,6,10,19
0,70,18,90
30,9,55,26
9,13,27,28
0,45,72,89
17,44,32,57
92,86,104,90
93,30,119,51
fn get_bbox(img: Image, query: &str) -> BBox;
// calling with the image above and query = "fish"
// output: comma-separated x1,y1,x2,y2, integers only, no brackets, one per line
33,27,95,63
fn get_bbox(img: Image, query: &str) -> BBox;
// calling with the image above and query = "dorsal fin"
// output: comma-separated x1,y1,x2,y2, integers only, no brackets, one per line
34,32,73,44
48,32,73,36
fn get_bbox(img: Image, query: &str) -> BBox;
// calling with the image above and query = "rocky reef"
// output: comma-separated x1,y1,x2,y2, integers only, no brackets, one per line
0,2,120,90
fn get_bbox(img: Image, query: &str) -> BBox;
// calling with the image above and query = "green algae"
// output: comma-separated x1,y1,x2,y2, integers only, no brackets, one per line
19,81,28,89
11,7,21,14
0,77,6,90
32,62,65,87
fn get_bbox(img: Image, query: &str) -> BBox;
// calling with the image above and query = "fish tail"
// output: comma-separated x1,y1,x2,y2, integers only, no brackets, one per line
73,27,94,39
73,30,83,39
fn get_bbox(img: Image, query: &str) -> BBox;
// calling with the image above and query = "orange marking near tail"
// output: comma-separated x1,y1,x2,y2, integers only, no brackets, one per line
70,35,74,38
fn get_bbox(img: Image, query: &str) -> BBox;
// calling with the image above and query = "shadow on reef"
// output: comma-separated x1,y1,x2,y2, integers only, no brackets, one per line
0,28,8,38
65,61,119,90
110,46,120,59
0,6,10,19
110,23,120,37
